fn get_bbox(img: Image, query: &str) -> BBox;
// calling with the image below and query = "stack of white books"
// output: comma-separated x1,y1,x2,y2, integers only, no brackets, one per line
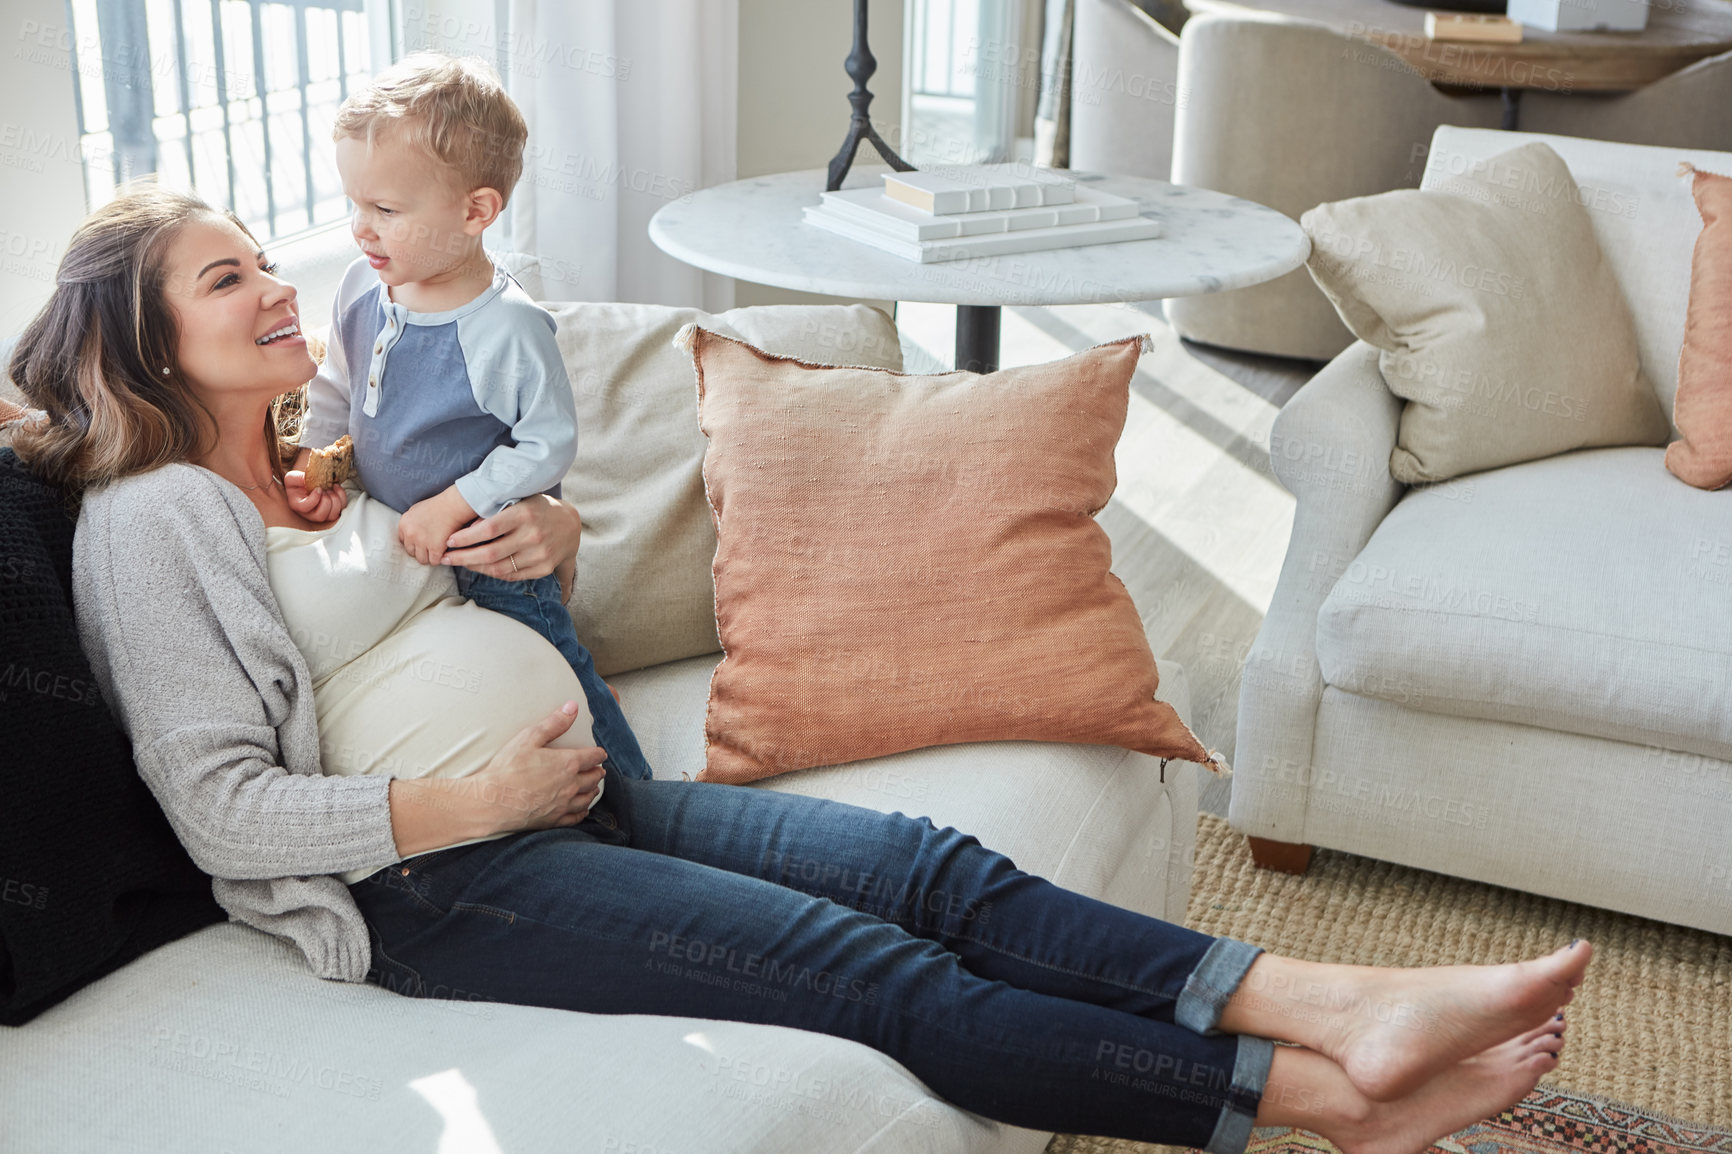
803,164,1162,263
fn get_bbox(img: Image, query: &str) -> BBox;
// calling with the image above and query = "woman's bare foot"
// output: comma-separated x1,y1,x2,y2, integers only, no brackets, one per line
1220,941,1590,1101
1258,1022,1566,1154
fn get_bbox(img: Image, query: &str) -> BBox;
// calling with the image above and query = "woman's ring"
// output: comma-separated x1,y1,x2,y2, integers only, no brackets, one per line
509,553,520,574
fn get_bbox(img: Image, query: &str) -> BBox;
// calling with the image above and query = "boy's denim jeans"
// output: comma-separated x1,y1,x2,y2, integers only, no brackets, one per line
350,770,1274,1151
455,568,654,781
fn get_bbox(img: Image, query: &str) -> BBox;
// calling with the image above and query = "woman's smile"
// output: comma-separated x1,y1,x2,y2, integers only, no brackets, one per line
255,316,305,349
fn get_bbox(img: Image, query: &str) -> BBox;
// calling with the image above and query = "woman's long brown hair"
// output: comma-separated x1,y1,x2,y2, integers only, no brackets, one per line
8,184,302,493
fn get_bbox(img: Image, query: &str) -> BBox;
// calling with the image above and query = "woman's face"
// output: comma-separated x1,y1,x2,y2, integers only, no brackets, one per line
161,216,315,409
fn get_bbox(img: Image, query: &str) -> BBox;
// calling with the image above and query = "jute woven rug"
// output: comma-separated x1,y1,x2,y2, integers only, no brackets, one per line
1045,814,1732,1154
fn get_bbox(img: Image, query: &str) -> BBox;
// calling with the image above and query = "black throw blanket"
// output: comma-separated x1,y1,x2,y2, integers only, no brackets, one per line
0,448,222,1026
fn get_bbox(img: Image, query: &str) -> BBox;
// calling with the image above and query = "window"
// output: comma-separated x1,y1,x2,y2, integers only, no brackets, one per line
903,0,1042,167
65,0,395,242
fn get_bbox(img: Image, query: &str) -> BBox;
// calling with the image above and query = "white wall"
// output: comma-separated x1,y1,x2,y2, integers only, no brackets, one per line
735,0,902,308
0,0,94,345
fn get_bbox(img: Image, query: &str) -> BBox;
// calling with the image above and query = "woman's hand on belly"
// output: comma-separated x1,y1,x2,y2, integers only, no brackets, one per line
387,701,606,857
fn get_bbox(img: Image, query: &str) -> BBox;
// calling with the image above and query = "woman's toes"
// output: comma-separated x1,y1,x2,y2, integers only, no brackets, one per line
1340,947,1589,1103
1556,941,1594,983
1514,1018,1565,1046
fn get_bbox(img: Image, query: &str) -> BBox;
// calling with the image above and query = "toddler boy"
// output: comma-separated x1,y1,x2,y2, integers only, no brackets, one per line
288,52,652,781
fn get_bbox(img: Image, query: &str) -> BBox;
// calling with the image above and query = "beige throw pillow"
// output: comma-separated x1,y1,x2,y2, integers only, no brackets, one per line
546,302,902,677
1302,141,1669,485
683,327,1215,784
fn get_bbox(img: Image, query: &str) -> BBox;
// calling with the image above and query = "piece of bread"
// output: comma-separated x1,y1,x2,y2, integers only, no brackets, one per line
302,435,355,491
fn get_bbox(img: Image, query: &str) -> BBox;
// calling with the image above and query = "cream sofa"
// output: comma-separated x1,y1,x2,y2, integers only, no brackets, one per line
1,303,1203,1153
1231,128,1732,937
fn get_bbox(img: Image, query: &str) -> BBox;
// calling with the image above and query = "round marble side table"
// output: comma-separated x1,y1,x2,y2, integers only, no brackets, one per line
648,167,1309,373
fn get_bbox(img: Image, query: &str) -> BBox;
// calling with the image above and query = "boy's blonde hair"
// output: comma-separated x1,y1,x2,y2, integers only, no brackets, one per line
334,52,527,202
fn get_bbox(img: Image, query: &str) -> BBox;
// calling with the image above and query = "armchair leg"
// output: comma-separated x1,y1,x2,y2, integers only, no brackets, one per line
1247,836,1313,875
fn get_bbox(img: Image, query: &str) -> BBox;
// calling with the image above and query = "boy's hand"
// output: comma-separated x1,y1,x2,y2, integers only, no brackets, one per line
284,449,348,523
400,486,479,566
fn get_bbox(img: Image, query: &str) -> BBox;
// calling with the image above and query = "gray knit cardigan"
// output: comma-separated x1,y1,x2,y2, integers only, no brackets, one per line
73,463,404,981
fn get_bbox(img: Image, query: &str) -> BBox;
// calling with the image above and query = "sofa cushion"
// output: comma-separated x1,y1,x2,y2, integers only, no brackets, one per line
1302,141,1668,485
547,301,903,678
611,653,1197,922
682,327,1211,783
1424,129,1732,419
0,922,1020,1154
1315,446,1732,762
1665,164,1732,491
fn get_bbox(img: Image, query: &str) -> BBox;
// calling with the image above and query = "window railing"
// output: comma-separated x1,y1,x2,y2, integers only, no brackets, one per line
65,0,393,241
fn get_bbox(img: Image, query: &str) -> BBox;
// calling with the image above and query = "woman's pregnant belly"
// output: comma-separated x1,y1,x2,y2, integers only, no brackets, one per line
315,597,594,782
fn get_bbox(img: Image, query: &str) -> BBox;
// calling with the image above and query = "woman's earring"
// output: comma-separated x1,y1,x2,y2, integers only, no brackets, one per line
161,367,170,376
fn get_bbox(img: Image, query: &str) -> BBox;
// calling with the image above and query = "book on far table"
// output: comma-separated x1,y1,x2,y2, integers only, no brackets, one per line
818,185,1143,241
803,166,1162,263
883,163,1078,213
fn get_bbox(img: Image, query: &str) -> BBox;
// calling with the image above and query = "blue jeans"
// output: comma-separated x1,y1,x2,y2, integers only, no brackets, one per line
349,770,1275,1151
456,568,654,781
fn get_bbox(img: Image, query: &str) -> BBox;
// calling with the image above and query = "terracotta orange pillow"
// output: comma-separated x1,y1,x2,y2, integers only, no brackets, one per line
680,326,1216,783
1666,164,1732,490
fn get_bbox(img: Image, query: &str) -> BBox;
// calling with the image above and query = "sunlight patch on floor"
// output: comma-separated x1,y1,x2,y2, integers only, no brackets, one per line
895,302,1295,612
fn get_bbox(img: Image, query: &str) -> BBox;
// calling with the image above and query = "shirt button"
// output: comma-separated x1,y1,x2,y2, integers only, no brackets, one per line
369,376,377,387
375,344,383,354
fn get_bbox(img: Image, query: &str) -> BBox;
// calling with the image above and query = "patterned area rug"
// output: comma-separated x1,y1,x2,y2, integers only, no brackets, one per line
1246,1087,1732,1154
1044,814,1732,1154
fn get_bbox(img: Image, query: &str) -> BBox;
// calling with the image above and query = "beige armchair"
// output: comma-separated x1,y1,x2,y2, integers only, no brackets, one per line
1166,12,1504,359
1072,1,1503,360
1519,48,1732,152
1071,0,1183,184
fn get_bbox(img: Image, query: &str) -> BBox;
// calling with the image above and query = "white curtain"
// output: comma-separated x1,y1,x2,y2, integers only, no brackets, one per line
503,0,738,310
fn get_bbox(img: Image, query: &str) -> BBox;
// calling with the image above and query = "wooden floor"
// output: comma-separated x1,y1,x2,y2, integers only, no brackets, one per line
896,301,1322,819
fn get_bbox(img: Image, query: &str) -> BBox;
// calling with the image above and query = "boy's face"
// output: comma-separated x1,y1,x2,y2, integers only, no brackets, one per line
335,132,489,290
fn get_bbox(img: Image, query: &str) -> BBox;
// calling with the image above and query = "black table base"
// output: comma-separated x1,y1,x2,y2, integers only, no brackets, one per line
955,305,1002,374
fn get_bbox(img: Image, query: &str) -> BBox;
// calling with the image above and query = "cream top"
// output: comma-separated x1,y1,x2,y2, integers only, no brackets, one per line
264,489,593,882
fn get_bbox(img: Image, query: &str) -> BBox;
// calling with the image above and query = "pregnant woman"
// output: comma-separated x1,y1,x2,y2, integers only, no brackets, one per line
12,186,1591,1154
